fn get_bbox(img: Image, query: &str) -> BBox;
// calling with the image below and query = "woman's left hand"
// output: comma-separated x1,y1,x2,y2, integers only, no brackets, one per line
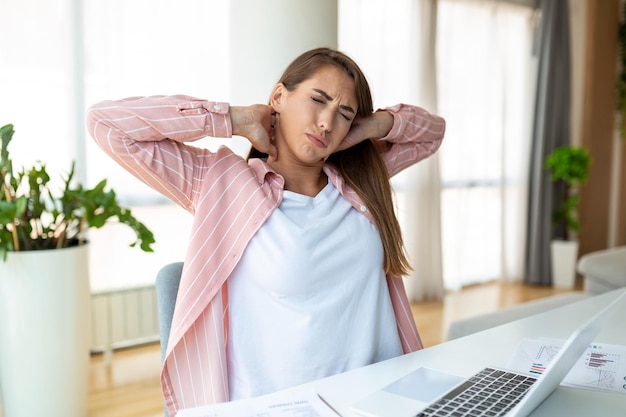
336,110,394,152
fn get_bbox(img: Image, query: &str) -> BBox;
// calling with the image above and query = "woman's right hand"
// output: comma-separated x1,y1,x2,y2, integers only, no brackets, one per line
230,105,278,160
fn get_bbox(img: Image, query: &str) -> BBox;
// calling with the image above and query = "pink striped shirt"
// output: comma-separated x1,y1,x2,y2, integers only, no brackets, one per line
86,95,445,416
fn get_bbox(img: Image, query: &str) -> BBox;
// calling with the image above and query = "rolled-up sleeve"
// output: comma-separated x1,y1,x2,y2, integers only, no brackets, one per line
85,95,233,211
86,95,231,143
378,103,446,176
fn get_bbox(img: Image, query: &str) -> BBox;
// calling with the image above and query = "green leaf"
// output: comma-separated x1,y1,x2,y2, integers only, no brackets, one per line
545,146,592,186
0,124,157,258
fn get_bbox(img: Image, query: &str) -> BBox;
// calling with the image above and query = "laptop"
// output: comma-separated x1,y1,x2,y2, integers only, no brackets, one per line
352,291,626,417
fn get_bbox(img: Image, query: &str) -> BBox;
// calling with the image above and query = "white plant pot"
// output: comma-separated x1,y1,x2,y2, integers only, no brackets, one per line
0,245,90,417
550,240,579,289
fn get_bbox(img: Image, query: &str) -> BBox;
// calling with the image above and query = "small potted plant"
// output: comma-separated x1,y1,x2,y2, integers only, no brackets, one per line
0,123,155,417
545,145,592,288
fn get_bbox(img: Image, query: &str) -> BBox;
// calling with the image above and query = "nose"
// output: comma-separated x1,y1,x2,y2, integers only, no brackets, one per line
318,109,333,133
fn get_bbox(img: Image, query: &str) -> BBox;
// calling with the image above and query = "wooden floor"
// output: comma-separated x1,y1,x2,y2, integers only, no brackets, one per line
89,344,164,417
14,281,581,417
410,280,577,348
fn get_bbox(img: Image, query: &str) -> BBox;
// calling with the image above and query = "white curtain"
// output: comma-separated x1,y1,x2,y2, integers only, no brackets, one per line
0,0,79,185
339,0,535,295
339,0,445,301
1,0,229,291
436,0,535,290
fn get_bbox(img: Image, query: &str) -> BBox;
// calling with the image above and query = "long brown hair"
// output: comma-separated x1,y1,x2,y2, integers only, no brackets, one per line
250,47,411,277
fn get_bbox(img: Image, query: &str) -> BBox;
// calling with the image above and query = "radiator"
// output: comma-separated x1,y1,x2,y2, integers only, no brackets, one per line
90,285,160,362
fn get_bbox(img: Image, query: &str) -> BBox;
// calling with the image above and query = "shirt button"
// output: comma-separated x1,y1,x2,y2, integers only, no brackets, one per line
213,103,221,111
360,205,367,212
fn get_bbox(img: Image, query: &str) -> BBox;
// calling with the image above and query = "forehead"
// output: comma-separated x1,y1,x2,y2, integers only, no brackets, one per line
300,65,357,104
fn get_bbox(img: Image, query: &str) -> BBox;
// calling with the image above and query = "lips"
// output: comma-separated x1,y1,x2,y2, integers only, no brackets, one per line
306,132,328,148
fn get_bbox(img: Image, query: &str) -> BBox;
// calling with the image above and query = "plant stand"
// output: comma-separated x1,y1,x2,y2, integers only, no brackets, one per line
550,240,579,289
0,245,90,417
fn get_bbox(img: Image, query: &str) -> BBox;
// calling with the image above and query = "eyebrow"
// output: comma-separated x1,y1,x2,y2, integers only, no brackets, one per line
313,88,355,114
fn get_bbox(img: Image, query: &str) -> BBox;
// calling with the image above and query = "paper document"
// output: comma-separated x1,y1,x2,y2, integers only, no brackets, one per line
508,337,626,395
175,388,340,417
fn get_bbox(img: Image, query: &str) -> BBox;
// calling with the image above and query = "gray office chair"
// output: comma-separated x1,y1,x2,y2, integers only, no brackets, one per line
155,262,183,417
155,262,184,360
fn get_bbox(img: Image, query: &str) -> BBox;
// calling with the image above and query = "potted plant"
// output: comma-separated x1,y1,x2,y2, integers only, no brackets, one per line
0,123,155,417
545,145,592,288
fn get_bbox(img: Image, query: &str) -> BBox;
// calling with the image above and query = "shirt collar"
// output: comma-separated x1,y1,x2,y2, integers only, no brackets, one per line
248,158,346,188
248,158,284,188
248,158,349,200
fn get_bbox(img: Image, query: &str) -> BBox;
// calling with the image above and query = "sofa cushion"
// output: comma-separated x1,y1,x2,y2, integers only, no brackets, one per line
577,246,626,293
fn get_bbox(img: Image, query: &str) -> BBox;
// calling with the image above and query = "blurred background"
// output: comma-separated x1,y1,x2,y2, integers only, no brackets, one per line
1,0,624,302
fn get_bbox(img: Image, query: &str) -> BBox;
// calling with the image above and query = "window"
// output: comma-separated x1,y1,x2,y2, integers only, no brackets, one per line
437,0,535,289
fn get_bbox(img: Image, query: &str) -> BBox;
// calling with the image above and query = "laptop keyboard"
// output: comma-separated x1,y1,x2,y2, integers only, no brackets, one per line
415,367,537,417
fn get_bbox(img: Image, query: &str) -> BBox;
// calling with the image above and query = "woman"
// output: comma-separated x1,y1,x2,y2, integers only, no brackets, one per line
87,47,445,414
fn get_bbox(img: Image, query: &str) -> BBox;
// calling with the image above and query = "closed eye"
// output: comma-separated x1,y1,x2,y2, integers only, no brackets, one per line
311,94,353,121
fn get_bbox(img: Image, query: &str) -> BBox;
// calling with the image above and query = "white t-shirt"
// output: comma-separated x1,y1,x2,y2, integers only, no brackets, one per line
227,181,402,400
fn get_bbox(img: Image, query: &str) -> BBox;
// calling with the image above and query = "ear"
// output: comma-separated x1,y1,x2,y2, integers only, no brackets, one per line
270,83,286,111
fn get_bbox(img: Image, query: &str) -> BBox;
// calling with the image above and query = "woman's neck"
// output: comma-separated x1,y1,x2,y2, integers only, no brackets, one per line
267,159,328,197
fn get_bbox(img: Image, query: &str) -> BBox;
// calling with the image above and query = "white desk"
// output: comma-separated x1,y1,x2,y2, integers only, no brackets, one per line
181,288,626,416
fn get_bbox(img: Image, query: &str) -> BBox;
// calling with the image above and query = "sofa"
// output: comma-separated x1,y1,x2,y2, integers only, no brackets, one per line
577,246,626,295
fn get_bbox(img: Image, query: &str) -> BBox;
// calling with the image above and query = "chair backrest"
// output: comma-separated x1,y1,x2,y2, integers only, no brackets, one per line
155,262,183,362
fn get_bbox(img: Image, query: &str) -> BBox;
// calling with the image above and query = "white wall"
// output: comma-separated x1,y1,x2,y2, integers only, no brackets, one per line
225,0,338,157
229,0,337,104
